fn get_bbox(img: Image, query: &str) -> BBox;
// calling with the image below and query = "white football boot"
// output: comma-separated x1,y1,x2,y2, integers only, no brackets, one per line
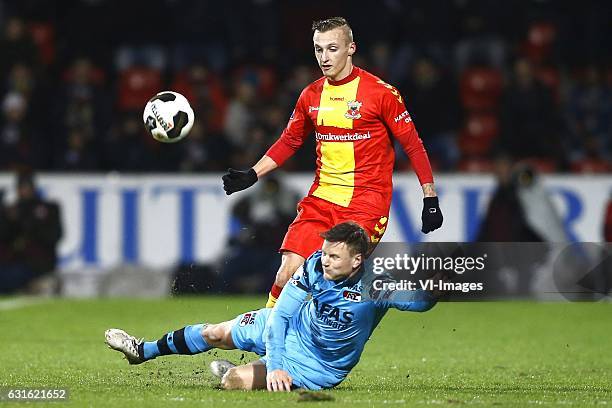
104,328,145,365
210,360,236,379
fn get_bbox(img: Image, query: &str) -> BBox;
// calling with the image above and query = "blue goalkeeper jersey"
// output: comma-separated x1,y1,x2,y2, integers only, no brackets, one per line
264,250,436,389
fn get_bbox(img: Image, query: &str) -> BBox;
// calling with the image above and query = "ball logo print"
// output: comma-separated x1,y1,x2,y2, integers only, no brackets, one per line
151,103,173,131
143,91,194,143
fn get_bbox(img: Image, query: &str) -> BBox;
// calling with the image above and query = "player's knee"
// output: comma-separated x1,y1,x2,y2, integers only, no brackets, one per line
274,269,291,286
221,367,245,390
276,253,304,285
202,324,226,346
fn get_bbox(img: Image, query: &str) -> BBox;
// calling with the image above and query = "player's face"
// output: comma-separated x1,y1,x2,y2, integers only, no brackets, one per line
313,28,356,81
321,240,363,281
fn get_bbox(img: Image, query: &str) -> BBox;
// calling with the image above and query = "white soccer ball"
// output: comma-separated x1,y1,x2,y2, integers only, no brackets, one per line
143,91,194,143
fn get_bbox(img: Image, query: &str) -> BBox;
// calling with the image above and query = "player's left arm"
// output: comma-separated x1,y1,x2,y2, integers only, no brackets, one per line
264,265,310,391
377,81,443,233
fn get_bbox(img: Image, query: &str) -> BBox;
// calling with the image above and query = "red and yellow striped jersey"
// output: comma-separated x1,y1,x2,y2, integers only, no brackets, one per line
266,66,433,211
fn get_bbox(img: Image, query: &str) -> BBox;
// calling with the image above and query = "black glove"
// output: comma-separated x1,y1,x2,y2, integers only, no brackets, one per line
222,168,258,195
421,196,443,233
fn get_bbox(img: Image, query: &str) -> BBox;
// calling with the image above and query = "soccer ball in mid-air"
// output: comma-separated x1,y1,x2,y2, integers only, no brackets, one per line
143,91,194,143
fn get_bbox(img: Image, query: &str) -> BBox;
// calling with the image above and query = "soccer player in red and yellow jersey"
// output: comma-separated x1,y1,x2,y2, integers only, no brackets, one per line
223,17,443,307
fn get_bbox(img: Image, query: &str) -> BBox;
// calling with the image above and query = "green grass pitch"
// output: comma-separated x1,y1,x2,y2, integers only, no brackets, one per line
1,297,611,407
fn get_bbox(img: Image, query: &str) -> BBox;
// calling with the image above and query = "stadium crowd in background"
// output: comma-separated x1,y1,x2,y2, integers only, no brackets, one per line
0,0,610,174
0,170,62,294
221,176,300,293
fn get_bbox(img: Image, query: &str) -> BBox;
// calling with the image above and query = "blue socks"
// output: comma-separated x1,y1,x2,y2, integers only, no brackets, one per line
142,324,211,360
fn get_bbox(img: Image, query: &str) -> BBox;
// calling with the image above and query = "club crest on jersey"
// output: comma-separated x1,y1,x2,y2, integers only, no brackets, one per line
344,100,362,119
239,312,257,326
343,290,362,302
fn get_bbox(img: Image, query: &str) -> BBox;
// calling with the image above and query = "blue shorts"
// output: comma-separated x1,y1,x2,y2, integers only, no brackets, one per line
230,308,344,390
230,308,271,356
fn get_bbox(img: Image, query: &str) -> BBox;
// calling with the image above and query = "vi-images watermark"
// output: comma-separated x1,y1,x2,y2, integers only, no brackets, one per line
373,279,484,293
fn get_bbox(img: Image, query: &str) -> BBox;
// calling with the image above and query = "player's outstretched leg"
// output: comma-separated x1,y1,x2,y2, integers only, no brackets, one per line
219,361,267,390
105,320,235,364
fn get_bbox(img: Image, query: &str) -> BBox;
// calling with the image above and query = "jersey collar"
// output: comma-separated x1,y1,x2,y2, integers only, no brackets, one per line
335,265,365,287
327,66,359,86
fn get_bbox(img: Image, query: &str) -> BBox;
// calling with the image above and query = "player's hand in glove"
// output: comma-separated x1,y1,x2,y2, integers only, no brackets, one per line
421,196,443,233
222,168,258,195
267,369,293,392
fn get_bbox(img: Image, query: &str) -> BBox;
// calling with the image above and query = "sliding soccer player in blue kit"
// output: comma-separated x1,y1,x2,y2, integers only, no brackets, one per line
105,222,437,391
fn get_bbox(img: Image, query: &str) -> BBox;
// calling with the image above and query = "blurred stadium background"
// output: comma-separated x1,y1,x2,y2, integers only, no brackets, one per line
0,0,611,298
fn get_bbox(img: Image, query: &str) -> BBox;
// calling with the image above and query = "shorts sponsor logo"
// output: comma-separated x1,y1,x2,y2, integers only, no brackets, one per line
239,312,257,326
343,290,362,302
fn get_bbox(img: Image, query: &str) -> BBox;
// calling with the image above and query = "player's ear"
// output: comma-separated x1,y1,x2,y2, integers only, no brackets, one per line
348,42,356,56
352,253,363,269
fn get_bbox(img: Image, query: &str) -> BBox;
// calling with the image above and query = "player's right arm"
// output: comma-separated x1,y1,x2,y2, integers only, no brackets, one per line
222,89,314,195
264,264,311,391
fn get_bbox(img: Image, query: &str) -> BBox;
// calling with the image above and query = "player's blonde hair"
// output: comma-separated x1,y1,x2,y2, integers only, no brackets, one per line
312,17,354,44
